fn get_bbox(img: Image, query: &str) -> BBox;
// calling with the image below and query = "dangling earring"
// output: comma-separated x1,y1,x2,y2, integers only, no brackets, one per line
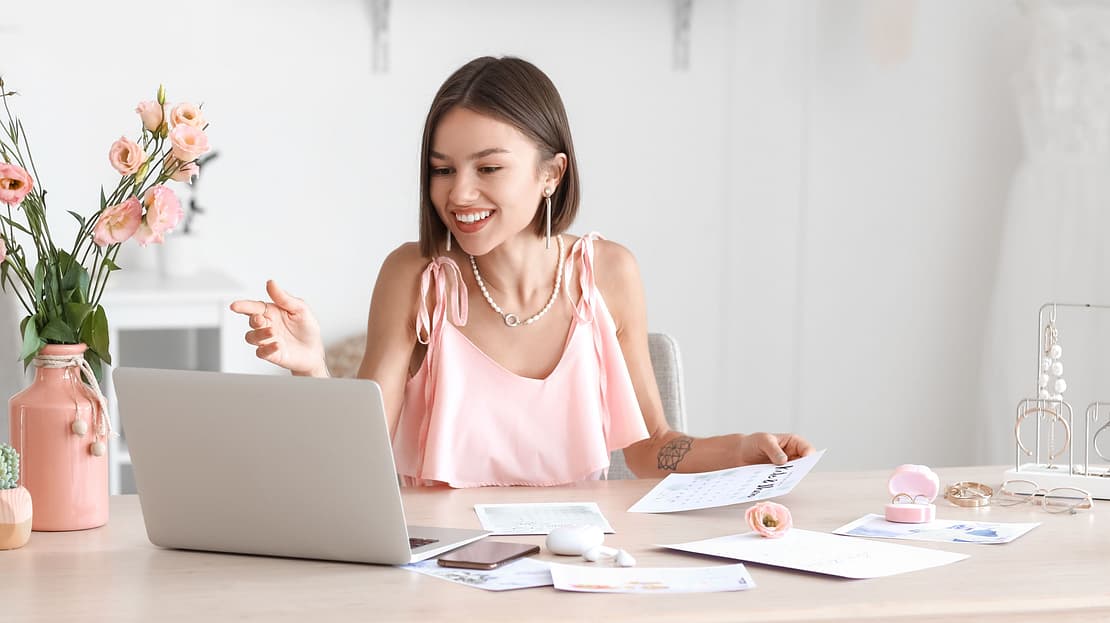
446,230,452,252
544,187,554,250
1040,306,1067,402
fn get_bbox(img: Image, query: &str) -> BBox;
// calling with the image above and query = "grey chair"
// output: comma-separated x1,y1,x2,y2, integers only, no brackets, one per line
606,332,687,480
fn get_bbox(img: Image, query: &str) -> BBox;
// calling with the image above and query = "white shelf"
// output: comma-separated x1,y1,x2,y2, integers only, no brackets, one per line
101,269,247,495
1003,463,1110,500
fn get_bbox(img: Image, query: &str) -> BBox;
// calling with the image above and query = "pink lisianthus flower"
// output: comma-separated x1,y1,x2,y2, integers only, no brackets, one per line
168,124,209,162
0,162,33,205
133,185,182,246
164,157,199,183
745,501,793,538
92,197,142,247
169,102,206,129
135,100,166,133
108,136,146,176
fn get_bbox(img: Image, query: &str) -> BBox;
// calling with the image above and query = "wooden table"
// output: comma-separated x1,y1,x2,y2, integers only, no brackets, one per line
1,466,1107,622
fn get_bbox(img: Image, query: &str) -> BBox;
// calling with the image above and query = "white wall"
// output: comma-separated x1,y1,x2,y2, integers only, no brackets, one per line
795,1,1026,468
1,1,1036,469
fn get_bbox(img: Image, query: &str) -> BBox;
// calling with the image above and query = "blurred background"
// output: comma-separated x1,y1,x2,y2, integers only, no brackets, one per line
2,0,1109,480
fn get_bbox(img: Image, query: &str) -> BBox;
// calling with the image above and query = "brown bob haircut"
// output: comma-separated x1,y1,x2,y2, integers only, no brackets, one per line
418,56,580,257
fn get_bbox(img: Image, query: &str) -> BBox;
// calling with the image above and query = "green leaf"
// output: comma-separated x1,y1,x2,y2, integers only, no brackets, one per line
83,348,104,385
67,210,85,227
32,260,44,303
80,305,110,365
17,315,43,363
40,317,77,343
101,256,120,272
64,301,92,329
56,250,89,294
0,216,30,236
99,186,107,210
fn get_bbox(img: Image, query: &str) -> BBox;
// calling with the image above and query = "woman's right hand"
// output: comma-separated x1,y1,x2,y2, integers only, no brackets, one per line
230,280,328,377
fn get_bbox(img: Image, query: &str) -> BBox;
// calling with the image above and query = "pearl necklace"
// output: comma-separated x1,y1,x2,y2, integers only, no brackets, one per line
469,235,564,327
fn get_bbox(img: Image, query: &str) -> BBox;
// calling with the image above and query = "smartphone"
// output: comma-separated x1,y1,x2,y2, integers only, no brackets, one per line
436,540,540,570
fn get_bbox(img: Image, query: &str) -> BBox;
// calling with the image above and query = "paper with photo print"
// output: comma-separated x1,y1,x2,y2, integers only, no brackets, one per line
628,450,825,513
833,514,1040,544
403,557,552,591
663,529,968,579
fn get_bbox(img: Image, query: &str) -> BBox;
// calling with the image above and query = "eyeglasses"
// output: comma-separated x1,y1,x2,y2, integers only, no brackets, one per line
995,479,1093,514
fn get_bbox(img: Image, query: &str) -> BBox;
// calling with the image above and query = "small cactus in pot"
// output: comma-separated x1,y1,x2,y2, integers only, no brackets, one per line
0,443,32,549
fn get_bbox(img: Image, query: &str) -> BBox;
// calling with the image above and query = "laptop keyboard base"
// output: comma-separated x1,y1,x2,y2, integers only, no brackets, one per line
409,537,438,550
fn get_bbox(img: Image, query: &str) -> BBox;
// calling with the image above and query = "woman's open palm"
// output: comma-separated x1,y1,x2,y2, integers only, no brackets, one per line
230,280,326,376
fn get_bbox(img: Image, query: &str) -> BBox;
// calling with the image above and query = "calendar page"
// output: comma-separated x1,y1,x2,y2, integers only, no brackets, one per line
627,450,825,513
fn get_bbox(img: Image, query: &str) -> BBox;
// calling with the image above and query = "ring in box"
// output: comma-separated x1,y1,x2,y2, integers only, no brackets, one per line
885,464,939,523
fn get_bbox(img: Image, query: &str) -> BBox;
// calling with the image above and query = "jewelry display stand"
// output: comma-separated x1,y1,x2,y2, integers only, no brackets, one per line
1004,302,1110,499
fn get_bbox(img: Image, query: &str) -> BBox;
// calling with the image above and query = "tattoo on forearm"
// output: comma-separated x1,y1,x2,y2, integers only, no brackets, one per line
657,435,693,471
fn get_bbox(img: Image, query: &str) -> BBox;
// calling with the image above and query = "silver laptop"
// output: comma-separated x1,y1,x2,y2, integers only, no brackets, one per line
114,367,489,564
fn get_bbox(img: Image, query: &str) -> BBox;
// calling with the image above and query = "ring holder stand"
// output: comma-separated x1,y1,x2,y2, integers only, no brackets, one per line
1004,302,1110,499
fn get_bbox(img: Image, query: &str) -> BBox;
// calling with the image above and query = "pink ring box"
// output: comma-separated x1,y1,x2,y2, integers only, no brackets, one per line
884,464,939,524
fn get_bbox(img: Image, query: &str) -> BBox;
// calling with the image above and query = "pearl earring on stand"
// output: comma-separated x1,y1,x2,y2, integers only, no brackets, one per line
1039,311,1066,402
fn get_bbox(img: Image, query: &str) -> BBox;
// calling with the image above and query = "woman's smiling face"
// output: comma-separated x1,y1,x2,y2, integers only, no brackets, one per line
429,107,552,256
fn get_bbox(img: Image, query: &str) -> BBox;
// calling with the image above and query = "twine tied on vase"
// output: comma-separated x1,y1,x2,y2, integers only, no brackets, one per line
32,353,114,456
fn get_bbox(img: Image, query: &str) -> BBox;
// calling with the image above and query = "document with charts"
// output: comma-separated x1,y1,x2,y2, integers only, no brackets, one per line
474,502,615,535
628,450,825,513
663,529,968,579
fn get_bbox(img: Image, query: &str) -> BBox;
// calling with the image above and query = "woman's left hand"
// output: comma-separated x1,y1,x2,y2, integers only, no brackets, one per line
737,432,815,466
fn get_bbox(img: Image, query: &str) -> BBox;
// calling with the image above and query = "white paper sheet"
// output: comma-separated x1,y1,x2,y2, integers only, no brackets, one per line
403,557,552,591
662,529,968,579
473,502,615,535
549,562,755,594
833,514,1040,544
628,450,826,513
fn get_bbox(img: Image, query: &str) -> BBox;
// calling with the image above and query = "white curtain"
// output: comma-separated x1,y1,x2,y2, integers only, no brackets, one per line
977,0,1110,464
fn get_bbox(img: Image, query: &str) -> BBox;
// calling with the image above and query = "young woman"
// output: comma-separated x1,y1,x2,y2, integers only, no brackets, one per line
231,57,814,487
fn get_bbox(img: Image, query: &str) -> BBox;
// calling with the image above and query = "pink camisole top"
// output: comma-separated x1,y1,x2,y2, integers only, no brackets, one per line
392,233,649,487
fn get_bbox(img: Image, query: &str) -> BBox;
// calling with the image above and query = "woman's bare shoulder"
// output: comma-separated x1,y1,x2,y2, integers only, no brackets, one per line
377,242,432,282
369,242,433,307
588,238,644,324
591,237,640,286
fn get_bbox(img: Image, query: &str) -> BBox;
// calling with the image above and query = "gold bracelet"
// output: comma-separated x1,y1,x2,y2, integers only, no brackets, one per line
944,481,993,507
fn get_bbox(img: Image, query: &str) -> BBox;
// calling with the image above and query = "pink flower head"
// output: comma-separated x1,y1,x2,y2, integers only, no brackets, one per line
168,124,210,162
165,157,199,183
745,501,792,538
169,102,206,129
135,100,166,133
108,136,146,176
0,163,33,205
92,197,142,247
134,185,182,246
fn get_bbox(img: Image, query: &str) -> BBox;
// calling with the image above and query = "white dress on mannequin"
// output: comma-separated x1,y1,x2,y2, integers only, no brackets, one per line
977,0,1110,464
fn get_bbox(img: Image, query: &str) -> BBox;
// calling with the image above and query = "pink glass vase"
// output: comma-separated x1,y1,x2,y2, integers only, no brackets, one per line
8,344,108,531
